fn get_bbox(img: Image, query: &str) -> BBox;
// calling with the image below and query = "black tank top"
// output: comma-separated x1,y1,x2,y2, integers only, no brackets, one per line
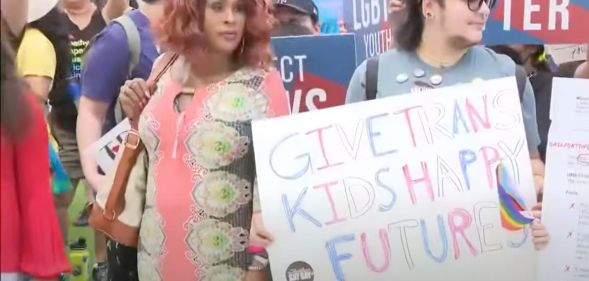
50,9,106,132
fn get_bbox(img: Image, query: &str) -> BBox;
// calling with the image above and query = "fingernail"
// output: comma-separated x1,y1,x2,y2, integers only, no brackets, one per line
145,91,151,98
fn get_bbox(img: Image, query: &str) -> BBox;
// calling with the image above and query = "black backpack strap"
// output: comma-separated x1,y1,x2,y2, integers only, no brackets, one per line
365,56,379,100
515,65,527,102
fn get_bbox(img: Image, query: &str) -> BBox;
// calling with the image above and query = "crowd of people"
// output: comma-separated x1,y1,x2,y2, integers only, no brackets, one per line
0,0,587,281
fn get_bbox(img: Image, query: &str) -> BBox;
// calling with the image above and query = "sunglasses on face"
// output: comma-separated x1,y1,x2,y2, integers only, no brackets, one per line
466,0,496,11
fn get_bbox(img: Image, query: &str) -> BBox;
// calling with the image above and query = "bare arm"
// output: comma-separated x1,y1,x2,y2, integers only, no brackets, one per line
24,76,52,104
529,149,545,200
77,96,109,190
101,0,130,22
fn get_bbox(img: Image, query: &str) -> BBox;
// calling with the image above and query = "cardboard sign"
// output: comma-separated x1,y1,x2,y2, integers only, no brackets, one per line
252,77,538,281
538,78,589,281
484,0,589,44
343,0,394,63
272,35,357,113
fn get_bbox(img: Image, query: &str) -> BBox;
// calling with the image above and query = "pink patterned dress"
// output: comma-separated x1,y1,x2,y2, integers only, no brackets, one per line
136,57,289,281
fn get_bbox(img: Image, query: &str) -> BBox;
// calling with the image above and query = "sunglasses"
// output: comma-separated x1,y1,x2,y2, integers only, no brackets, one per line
466,0,496,12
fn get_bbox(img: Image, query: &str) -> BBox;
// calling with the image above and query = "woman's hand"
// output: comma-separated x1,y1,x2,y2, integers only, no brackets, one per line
119,78,150,122
530,203,550,250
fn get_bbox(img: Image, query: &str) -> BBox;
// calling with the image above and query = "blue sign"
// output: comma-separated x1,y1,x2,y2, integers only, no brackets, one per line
272,34,357,113
343,0,393,64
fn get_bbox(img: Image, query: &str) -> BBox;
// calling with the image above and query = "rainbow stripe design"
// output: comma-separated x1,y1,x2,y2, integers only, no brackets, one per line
496,163,534,231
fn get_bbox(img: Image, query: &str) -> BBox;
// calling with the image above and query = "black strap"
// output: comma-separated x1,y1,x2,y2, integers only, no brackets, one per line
515,65,527,102
365,56,379,100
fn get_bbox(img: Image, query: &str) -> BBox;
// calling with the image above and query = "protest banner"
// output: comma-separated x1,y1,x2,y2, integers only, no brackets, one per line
483,0,589,44
272,34,357,113
252,77,538,281
343,0,393,63
538,78,589,281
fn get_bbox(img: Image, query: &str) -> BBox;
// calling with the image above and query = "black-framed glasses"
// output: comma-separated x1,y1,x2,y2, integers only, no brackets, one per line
467,0,496,11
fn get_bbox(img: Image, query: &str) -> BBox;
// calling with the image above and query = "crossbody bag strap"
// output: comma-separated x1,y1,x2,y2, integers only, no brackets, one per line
103,53,180,220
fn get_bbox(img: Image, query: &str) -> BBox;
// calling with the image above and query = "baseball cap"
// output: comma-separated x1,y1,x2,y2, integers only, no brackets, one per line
274,0,319,21
28,0,58,23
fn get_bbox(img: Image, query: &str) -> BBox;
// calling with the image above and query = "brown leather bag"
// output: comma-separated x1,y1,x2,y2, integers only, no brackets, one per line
89,53,179,247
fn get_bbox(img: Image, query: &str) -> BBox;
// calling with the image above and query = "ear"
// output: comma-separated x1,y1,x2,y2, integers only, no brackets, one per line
421,0,436,17
313,22,321,35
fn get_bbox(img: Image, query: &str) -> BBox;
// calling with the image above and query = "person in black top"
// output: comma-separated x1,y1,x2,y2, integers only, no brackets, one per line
51,1,129,281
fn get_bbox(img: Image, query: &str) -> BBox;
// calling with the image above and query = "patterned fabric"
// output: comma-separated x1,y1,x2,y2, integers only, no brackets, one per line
136,57,289,281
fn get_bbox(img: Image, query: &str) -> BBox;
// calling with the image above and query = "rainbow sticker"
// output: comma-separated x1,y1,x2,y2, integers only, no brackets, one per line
496,163,534,231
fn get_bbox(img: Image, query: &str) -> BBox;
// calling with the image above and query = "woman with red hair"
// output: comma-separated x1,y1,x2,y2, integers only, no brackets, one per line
118,0,288,280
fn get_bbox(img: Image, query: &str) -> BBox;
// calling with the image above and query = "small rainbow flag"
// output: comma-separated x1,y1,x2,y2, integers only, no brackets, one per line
497,163,534,231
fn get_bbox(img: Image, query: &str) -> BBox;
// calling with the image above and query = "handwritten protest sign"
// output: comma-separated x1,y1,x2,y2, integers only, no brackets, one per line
546,44,588,65
88,119,131,174
272,35,357,113
253,77,538,281
484,0,589,44
343,0,393,63
538,78,589,281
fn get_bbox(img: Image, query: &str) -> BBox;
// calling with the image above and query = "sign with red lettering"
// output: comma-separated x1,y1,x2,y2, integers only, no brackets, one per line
484,0,589,44
253,78,538,281
272,34,357,113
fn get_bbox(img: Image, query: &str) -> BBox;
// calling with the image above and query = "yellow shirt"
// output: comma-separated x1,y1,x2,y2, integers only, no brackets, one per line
16,28,57,79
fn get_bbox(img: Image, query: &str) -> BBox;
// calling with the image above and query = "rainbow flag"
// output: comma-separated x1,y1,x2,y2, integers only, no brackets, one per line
497,163,534,231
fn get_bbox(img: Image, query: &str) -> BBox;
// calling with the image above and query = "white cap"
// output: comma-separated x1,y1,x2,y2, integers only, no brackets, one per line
28,0,59,23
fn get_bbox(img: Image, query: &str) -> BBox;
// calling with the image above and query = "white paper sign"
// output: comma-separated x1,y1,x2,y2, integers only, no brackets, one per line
88,119,131,173
253,78,537,281
538,78,589,281
546,45,587,65
549,78,589,132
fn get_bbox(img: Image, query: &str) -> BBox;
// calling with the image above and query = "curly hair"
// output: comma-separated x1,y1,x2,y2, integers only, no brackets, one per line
155,0,274,70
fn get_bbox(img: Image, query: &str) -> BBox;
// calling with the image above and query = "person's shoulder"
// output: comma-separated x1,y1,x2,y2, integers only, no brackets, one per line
20,28,51,47
470,45,515,75
352,49,407,76
474,46,515,65
89,21,128,51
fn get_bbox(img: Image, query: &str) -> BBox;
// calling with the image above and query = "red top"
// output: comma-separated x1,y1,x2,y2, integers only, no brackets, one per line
1,94,71,278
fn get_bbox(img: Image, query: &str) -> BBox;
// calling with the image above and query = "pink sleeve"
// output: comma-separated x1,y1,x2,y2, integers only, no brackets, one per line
16,96,71,278
264,70,290,117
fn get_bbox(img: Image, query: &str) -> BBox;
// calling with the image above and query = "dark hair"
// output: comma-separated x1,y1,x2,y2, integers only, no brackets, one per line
528,45,550,72
395,0,444,51
1,30,31,140
28,7,71,98
272,22,314,37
